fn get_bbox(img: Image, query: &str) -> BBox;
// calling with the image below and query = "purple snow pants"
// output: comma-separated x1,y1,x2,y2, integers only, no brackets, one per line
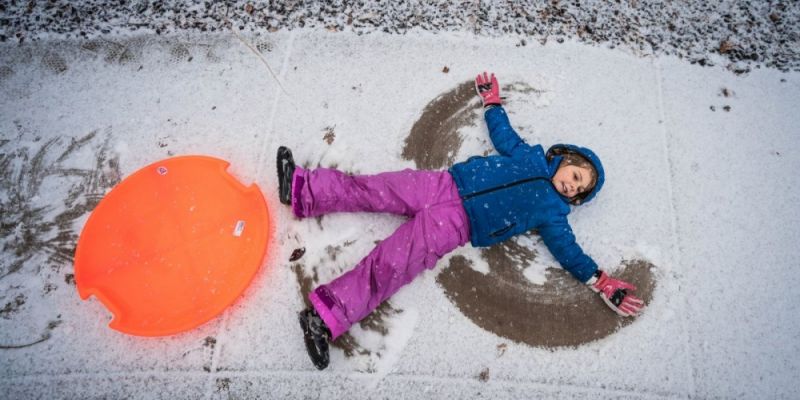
291,167,470,339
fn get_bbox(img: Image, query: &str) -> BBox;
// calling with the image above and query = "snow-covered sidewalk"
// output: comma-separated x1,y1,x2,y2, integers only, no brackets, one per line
1,30,798,399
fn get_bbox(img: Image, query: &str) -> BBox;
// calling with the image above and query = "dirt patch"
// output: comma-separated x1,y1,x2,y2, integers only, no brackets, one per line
437,250,656,348
292,263,315,309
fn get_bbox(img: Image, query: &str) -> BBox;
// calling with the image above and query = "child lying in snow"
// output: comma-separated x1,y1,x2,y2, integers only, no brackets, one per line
278,72,644,370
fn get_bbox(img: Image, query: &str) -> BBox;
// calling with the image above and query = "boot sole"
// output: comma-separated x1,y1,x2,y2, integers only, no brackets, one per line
297,311,330,370
276,146,294,205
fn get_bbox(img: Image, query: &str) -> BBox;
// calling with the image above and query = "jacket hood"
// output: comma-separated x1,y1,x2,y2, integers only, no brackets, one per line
546,144,605,205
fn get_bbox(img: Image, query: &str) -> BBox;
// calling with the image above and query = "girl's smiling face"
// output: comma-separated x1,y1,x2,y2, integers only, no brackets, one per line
552,164,594,199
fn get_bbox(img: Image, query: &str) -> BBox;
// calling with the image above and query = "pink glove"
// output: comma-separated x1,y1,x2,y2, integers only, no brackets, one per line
475,71,501,107
590,271,644,317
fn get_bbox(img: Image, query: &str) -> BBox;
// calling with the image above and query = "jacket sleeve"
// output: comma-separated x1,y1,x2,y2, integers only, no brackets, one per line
484,106,534,158
538,216,599,283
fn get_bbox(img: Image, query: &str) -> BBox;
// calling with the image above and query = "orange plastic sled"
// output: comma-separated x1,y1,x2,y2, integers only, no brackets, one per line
74,156,270,336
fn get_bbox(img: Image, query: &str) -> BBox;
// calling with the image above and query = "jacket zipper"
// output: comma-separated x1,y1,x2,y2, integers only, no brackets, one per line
489,223,517,237
461,176,550,201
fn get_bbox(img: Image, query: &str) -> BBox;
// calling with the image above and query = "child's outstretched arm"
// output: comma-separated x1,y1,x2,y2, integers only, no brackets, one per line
538,218,598,282
475,72,534,158
539,217,643,317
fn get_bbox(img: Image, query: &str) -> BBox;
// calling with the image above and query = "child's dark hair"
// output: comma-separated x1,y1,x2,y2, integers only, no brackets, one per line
545,145,601,205
559,153,597,203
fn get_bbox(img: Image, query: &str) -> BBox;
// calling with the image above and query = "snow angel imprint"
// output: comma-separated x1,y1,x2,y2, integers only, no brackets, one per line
278,72,647,370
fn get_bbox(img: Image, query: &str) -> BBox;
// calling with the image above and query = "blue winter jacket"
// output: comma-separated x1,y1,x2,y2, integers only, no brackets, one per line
448,106,605,283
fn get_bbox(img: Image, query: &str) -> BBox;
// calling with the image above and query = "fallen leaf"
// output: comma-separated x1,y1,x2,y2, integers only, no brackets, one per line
496,343,508,357
719,40,734,54
478,368,490,382
323,126,336,145
290,247,306,262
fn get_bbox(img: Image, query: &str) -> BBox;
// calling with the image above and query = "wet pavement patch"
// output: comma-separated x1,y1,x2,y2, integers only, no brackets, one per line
402,80,480,169
41,52,68,74
402,79,544,170
437,249,656,348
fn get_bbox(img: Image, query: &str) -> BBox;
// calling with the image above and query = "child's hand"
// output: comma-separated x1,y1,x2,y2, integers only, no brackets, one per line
589,271,644,317
475,71,502,107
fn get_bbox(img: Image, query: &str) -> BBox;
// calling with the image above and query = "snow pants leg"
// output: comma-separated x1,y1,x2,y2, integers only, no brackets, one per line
291,167,470,339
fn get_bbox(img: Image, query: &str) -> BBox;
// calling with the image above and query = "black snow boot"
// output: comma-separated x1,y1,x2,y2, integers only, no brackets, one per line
298,308,331,370
276,146,295,205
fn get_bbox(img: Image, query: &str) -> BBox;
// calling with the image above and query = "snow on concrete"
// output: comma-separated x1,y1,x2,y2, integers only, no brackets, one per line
0,28,798,399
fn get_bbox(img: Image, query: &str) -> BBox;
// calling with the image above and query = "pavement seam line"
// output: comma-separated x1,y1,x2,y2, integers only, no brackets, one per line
653,58,697,398
202,31,298,400
0,370,686,400
255,31,297,181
